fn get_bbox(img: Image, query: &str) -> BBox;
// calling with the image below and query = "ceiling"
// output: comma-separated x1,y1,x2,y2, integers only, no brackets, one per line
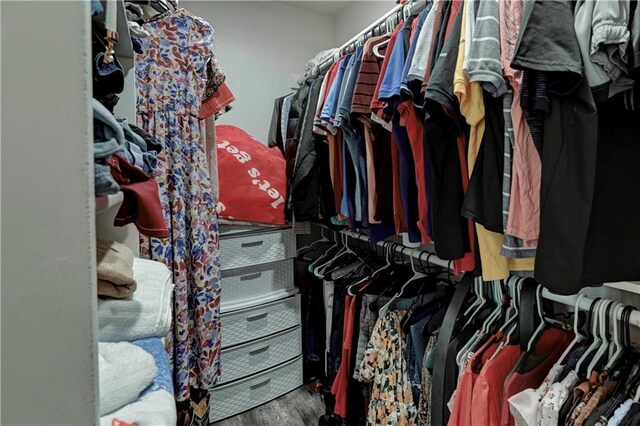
279,1,350,16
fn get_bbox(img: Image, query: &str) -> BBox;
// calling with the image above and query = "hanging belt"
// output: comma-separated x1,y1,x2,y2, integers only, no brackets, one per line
430,272,473,426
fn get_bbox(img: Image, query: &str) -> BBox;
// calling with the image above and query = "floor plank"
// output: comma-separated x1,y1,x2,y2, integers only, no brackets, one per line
213,386,325,426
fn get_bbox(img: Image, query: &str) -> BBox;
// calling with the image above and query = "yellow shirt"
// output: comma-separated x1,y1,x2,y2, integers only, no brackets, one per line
453,0,534,280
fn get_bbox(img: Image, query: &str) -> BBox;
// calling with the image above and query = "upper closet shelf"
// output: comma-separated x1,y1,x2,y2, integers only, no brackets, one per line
96,192,124,214
115,0,134,60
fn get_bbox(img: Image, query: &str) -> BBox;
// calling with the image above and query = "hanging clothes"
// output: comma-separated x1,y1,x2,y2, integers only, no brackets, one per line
136,8,222,424
360,309,418,426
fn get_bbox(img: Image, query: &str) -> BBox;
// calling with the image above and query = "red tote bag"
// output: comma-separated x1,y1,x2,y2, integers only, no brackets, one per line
216,125,287,225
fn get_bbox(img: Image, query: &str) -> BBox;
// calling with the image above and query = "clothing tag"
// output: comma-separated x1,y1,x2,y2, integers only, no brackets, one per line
112,419,138,426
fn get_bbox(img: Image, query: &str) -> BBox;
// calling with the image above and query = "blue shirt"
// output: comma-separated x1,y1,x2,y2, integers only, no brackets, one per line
378,17,415,101
401,6,432,95
320,55,351,122
336,46,364,127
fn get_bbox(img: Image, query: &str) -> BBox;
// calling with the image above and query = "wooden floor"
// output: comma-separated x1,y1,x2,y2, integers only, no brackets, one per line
212,386,325,426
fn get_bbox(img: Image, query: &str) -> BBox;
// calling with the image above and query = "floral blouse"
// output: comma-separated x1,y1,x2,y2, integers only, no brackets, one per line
360,310,418,426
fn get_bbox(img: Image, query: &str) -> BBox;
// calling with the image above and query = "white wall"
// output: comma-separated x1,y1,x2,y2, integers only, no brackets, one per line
182,1,335,143
333,1,396,45
1,1,98,424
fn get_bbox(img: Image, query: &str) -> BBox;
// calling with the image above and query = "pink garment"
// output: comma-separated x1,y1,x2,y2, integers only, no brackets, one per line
499,0,524,91
500,0,541,245
471,345,522,426
506,92,541,245
449,335,502,426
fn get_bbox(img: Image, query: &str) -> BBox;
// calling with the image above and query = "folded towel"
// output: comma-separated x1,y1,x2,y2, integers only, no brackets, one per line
132,338,174,396
99,342,157,415
99,390,176,426
98,258,173,342
97,239,136,298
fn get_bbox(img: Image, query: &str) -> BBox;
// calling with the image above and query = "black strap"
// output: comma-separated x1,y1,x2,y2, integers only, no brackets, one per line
519,277,539,352
431,273,473,426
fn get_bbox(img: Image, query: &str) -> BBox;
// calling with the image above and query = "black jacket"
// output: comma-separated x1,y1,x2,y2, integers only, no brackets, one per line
285,75,327,221
267,95,287,156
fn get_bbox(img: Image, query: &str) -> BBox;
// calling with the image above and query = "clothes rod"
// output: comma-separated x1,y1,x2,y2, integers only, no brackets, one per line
338,231,640,325
340,229,452,270
316,0,425,72
542,288,640,328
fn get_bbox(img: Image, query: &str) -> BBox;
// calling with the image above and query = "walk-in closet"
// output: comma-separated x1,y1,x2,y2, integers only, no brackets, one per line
3,0,640,425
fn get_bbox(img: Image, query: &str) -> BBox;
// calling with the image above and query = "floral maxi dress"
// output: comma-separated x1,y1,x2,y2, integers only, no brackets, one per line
135,8,222,407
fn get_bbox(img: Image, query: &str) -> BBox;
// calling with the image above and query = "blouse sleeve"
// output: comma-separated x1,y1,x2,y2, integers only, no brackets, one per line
189,19,215,77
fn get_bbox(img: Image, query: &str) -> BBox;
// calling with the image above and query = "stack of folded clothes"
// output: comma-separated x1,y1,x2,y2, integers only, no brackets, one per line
96,239,137,299
96,238,176,425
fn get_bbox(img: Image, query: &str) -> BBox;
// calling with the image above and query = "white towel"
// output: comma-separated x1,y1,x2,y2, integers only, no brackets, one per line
99,342,158,415
98,258,173,342
99,390,177,426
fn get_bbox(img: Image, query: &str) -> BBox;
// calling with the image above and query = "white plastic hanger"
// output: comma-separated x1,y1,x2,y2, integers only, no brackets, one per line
488,279,522,362
453,278,488,365
587,300,616,376
454,278,489,363
480,281,505,334
557,294,589,366
604,303,626,371
372,242,396,278
315,233,358,278
457,280,504,365
463,277,483,316
462,277,487,328
403,2,411,20
373,36,390,58
379,252,426,317
575,298,604,374
345,241,394,296
310,231,342,277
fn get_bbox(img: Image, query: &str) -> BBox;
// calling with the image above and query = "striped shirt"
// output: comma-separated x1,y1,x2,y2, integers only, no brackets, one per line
350,35,390,116
467,0,507,96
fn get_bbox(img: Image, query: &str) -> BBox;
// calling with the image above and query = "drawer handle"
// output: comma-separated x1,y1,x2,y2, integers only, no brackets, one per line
250,379,271,390
249,345,270,356
240,272,262,281
246,312,268,322
241,240,264,248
